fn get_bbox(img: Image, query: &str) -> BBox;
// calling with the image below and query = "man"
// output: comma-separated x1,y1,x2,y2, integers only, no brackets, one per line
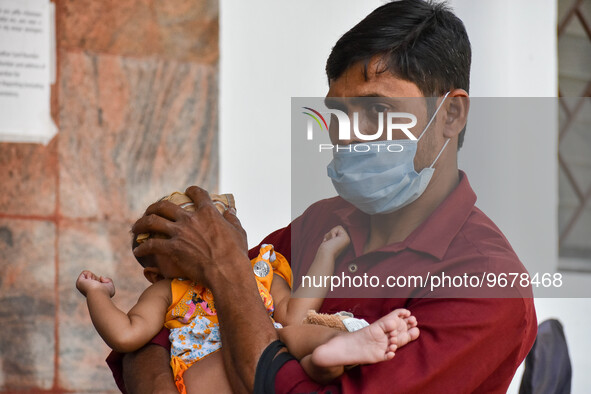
115,1,537,392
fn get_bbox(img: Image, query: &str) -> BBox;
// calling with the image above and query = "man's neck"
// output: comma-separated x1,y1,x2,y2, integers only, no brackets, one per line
363,167,460,254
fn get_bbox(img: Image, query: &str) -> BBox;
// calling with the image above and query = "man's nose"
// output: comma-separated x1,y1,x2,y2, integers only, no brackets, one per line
328,114,355,145
329,112,389,145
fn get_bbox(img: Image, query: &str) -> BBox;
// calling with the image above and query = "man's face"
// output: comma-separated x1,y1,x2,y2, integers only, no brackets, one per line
325,58,446,172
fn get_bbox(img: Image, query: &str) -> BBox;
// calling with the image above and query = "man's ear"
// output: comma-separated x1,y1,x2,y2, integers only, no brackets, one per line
143,267,164,284
442,89,469,139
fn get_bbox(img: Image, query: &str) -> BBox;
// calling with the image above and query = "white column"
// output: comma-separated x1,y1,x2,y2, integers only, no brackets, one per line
220,0,382,246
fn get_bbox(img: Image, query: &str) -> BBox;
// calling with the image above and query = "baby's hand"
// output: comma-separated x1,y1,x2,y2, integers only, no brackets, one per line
318,225,351,257
76,270,116,298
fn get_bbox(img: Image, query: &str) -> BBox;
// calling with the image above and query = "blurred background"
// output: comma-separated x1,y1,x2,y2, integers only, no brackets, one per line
0,0,590,392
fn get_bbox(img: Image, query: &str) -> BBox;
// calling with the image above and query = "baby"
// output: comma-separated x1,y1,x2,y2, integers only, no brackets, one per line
76,192,419,393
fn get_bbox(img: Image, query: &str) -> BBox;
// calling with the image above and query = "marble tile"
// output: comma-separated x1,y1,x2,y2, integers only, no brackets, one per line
58,0,219,63
1,2,220,391
58,51,219,222
0,219,55,390
58,219,149,391
0,139,58,217
153,0,219,63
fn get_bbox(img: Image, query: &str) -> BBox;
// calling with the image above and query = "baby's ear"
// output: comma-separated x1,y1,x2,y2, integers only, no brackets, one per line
143,267,164,283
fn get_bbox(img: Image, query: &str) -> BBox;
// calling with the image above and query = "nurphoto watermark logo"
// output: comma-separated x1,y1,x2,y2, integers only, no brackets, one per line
302,106,417,153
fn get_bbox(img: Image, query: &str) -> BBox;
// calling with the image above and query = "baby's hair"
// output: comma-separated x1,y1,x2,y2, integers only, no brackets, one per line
131,194,168,268
131,233,157,268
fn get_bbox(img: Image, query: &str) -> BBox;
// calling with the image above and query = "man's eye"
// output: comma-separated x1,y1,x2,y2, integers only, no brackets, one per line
371,104,390,113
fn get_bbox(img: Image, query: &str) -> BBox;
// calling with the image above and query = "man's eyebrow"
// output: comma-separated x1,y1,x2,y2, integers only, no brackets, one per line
351,96,403,107
324,95,402,108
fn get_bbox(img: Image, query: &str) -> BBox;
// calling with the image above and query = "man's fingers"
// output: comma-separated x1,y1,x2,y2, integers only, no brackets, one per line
223,209,248,248
185,185,214,210
223,209,247,239
223,208,242,230
144,200,183,221
133,237,173,258
132,214,177,237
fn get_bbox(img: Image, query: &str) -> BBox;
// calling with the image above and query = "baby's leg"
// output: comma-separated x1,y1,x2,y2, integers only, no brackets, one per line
310,308,419,369
278,324,342,360
278,324,345,384
182,350,233,394
278,309,419,384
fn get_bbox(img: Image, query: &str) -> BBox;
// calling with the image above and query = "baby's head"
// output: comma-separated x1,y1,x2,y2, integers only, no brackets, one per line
132,191,235,283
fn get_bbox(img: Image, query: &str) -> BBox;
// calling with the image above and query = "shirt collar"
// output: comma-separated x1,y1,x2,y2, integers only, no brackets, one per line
333,170,477,260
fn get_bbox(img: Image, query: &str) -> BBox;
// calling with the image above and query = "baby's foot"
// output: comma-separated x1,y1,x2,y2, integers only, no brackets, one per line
310,309,419,368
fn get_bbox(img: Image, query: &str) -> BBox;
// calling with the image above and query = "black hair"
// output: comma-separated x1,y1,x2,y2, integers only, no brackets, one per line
326,0,471,148
131,194,170,268
131,233,157,268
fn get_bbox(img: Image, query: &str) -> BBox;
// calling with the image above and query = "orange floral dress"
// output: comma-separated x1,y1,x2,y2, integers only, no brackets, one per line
164,244,292,393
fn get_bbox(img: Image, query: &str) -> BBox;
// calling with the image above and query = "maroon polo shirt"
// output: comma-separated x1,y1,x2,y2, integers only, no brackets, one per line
268,171,536,393
107,171,537,393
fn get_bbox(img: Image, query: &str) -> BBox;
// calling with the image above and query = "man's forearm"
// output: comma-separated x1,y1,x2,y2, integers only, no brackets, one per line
122,344,177,394
209,254,280,393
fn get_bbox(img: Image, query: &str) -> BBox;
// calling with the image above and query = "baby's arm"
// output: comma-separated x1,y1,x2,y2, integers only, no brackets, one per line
76,270,171,353
273,226,350,326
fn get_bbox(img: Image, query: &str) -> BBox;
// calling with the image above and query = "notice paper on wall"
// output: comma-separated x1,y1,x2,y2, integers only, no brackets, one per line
0,0,56,144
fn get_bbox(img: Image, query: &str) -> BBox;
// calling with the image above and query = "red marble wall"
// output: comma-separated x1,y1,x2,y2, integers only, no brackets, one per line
0,0,218,392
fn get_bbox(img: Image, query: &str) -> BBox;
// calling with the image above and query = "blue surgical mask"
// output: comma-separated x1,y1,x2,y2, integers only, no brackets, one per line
327,93,450,215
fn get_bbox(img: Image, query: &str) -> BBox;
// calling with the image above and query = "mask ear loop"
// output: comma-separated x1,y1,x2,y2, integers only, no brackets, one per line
429,138,450,168
417,91,451,141
428,91,453,168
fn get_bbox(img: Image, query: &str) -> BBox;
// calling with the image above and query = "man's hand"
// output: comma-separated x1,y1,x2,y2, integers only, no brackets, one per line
76,270,116,298
131,186,249,286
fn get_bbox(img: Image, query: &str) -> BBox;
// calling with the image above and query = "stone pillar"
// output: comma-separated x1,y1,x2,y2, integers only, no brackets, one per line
0,0,219,391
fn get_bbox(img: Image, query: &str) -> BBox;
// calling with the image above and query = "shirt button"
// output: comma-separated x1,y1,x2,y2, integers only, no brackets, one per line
348,263,358,273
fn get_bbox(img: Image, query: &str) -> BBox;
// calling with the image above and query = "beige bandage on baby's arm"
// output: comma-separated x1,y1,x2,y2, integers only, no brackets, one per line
302,310,370,333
